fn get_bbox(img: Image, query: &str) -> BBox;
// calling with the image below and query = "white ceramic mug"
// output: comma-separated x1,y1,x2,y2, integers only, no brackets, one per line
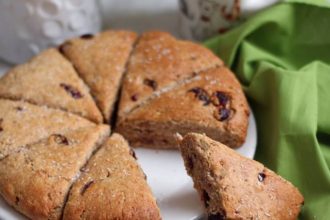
0,0,102,64
179,0,279,41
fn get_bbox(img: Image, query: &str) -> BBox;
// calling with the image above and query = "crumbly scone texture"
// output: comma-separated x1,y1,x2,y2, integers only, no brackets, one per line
63,133,161,220
0,48,103,123
60,31,137,122
116,67,249,149
179,133,304,220
118,31,223,118
63,134,160,220
0,99,96,160
0,125,110,220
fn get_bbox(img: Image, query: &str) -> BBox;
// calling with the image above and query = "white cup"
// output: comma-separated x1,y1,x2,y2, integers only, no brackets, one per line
179,0,279,41
0,0,102,64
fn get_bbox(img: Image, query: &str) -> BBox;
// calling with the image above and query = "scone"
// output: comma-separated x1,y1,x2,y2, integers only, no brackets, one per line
116,67,249,148
63,133,161,220
0,99,97,160
60,31,137,122
117,31,223,118
179,133,304,220
0,125,109,220
0,49,102,123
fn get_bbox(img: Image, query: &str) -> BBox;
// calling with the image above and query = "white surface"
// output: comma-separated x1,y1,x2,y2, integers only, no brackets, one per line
0,1,257,219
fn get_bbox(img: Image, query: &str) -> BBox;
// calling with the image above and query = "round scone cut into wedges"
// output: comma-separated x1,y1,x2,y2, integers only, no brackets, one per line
179,133,304,220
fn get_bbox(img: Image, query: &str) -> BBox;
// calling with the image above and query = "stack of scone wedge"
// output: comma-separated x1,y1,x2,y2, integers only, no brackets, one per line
0,30,303,220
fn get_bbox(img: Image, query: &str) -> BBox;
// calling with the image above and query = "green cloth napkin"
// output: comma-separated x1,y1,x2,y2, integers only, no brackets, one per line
205,1,330,219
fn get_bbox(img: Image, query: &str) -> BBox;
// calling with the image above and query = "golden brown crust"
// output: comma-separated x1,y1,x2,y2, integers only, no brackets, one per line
118,31,223,118
0,99,96,160
0,49,103,123
61,31,138,122
0,125,110,220
116,67,249,148
179,133,304,220
63,133,161,220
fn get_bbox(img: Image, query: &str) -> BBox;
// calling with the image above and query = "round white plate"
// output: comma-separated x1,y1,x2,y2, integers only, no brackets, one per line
0,110,257,220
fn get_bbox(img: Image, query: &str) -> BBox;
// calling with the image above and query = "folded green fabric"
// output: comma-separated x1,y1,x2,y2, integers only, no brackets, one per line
205,1,330,219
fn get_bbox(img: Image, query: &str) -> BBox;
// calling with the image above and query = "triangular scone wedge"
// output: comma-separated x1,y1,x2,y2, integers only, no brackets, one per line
0,125,110,220
118,31,223,118
60,31,137,122
0,99,98,160
0,48,102,123
116,67,249,148
63,133,161,220
179,133,304,220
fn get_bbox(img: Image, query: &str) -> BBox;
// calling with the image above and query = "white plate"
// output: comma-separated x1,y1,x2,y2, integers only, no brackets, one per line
0,110,257,220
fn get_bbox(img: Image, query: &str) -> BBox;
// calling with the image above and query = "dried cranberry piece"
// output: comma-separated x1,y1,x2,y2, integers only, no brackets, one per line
52,134,69,145
15,197,20,206
144,78,158,91
258,172,266,182
131,94,139,101
188,87,211,106
60,83,83,99
213,91,229,107
208,212,226,220
80,34,94,39
16,106,23,111
217,108,230,121
187,156,194,171
81,180,94,195
202,190,211,208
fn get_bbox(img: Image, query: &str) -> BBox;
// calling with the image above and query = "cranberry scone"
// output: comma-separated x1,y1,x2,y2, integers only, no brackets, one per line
0,99,97,160
0,49,102,123
60,31,137,122
116,67,249,148
179,133,304,220
0,125,109,220
63,133,161,220
117,31,223,118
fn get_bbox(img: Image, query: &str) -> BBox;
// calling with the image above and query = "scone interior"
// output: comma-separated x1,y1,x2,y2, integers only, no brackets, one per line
63,133,161,220
179,133,304,220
